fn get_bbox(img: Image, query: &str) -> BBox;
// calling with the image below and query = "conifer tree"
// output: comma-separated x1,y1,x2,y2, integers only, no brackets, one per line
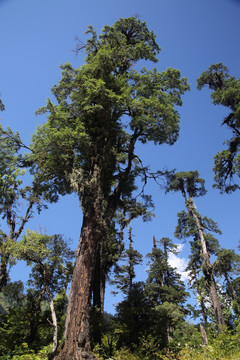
28,17,189,359
112,229,148,349
111,227,143,296
146,236,188,347
167,171,225,329
197,64,240,193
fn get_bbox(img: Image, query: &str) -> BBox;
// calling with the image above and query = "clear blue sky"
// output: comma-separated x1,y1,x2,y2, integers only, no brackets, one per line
0,0,239,314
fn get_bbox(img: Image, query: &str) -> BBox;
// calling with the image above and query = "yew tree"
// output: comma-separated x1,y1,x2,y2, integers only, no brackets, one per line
29,17,189,360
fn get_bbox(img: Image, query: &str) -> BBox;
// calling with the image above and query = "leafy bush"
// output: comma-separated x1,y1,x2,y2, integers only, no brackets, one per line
0,344,52,360
112,347,140,360
178,326,240,360
93,334,118,359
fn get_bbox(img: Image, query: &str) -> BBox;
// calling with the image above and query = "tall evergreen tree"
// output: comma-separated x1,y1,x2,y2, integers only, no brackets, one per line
111,227,143,296
197,63,240,193
112,229,148,349
28,17,189,360
146,237,188,347
213,248,240,325
167,171,225,329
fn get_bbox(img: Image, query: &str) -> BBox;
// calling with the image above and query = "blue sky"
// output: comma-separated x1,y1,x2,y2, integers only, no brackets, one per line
0,0,239,314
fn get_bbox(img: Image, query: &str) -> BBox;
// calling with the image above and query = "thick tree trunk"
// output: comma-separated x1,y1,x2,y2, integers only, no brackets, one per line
55,210,100,360
92,245,105,314
91,247,105,345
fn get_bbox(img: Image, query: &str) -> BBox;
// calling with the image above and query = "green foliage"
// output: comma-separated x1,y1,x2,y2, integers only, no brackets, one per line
146,239,188,306
2,18,240,360
0,282,67,358
16,230,74,296
111,228,143,296
165,171,207,199
14,231,74,353
111,238,189,351
137,334,161,359
0,231,73,357
112,347,140,360
178,326,240,360
0,281,25,314
29,16,189,237
0,305,30,357
0,99,5,112
93,333,118,360
9,344,51,360
114,282,152,349
26,26,190,348
92,326,240,359
197,63,240,193
0,124,44,290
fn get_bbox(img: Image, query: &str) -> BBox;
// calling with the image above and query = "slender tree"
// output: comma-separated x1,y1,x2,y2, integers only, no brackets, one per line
29,17,189,359
16,231,74,353
197,63,240,193
112,230,147,349
213,248,240,325
176,209,221,329
111,227,143,296
166,171,225,329
146,237,188,346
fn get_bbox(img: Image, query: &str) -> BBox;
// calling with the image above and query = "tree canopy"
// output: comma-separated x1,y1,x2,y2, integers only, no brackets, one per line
197,63,240,193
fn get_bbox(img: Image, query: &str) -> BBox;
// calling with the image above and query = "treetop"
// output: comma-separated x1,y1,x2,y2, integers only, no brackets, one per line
166,170,207,199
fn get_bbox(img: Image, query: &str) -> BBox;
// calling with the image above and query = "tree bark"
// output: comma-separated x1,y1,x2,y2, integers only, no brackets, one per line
55,209,100,360
0,255,9,290
189,200,225,329
200,324,208,346
92,244,105,314
209,275,225,327
91,247,104,345
46,287,58,353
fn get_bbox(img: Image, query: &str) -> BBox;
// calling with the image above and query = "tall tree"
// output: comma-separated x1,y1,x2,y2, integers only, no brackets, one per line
166,171,225,329
145,237,188,346
111,227,143,297
213,248,240,325
197,63,240,193
29,17,189,359
176,209,221,328
112,230,147,350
